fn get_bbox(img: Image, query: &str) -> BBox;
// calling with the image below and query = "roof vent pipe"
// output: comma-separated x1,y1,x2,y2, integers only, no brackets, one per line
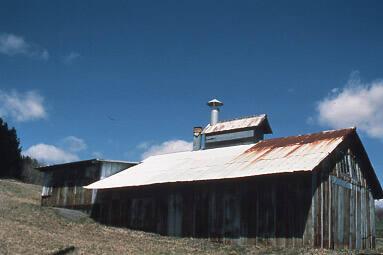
193,127,203,151
207,99,223,126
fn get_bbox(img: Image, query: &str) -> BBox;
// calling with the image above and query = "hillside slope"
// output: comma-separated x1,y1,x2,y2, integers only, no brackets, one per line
0,179,381,254
0,179,249,254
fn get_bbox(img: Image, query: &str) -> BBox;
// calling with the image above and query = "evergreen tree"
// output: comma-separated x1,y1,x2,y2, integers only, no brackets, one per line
0,118,22,178
20,156,43,185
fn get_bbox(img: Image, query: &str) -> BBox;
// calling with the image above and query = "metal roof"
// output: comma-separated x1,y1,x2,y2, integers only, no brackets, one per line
202,114,272,135
207,99,223,107
85,128,356,190
37,158,138,171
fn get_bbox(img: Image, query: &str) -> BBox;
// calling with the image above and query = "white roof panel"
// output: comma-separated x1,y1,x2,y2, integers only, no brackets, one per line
202,115,270,134
85,128,354,190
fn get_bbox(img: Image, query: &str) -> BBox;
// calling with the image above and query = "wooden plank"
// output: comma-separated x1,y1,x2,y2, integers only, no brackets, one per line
328,177,332,249
355,187,361,249
344,188,350,249
370,191,376,248
271,182,277,247
367,189,370,249
337,187,344,248
333,184,338,249
311,171,317,247
255,187,259,246
350,183,355,249
285,182,293,248
322,177,327,248
318,174,323,248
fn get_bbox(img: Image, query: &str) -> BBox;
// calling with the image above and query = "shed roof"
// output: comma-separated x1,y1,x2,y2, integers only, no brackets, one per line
202,114,272,135
85,128,382,197
37,158,138,171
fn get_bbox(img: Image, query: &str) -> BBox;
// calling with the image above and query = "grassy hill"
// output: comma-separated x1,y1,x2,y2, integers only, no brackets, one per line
0,179,381,255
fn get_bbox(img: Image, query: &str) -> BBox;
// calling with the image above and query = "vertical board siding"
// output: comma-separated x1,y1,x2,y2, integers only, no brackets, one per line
318,149,376,250
41,161,135,213
41,163,101,211
94,174,313,246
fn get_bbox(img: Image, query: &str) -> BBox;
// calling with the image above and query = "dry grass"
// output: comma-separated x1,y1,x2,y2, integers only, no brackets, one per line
0,179,382,255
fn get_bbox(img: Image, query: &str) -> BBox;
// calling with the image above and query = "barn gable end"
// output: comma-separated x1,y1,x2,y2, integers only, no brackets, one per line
306,130,382,249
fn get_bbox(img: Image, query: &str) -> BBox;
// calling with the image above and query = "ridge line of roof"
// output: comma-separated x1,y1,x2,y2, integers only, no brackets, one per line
261,127,356,142
214,114,267,124
241,127,355,153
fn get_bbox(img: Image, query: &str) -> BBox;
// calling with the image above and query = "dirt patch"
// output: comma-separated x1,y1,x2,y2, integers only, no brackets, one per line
53,208,89,222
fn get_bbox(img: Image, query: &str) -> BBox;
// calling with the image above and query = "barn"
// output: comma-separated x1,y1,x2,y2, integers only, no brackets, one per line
38,159,137,212
84,99,382,249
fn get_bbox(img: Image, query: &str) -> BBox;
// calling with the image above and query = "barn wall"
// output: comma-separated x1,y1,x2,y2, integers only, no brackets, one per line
100,162,132,179
93,174,313,246
308,148,376,249
90,161,135,204
41,161,135,212
41,164,100,212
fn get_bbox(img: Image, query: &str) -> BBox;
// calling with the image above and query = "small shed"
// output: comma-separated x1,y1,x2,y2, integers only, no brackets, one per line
38,159,137,212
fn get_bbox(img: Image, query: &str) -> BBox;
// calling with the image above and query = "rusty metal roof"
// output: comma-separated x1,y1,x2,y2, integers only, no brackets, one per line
202,114,272,135
85,128,362,190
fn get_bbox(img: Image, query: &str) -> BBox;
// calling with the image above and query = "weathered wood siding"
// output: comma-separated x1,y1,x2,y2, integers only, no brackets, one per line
308,148,376,249
41,161,134,212
41,164,99,212
93,173,313,246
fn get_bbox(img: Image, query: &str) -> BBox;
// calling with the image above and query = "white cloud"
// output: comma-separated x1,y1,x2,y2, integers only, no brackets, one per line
23,135,87,164
376,199,383,208
137,141,150,150
0,33,28,55
61,136,87,152
316,74,383,139
0,90,47,122
23,144,79,164
0,33,49,60
141,140,192,159
62,51,80,64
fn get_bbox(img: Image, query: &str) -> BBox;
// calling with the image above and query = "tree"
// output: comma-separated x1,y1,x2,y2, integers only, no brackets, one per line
0,118,22,178
20,156,43,185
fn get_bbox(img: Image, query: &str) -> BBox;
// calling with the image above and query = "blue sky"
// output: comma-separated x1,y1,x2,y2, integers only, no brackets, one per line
0,1,382,183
